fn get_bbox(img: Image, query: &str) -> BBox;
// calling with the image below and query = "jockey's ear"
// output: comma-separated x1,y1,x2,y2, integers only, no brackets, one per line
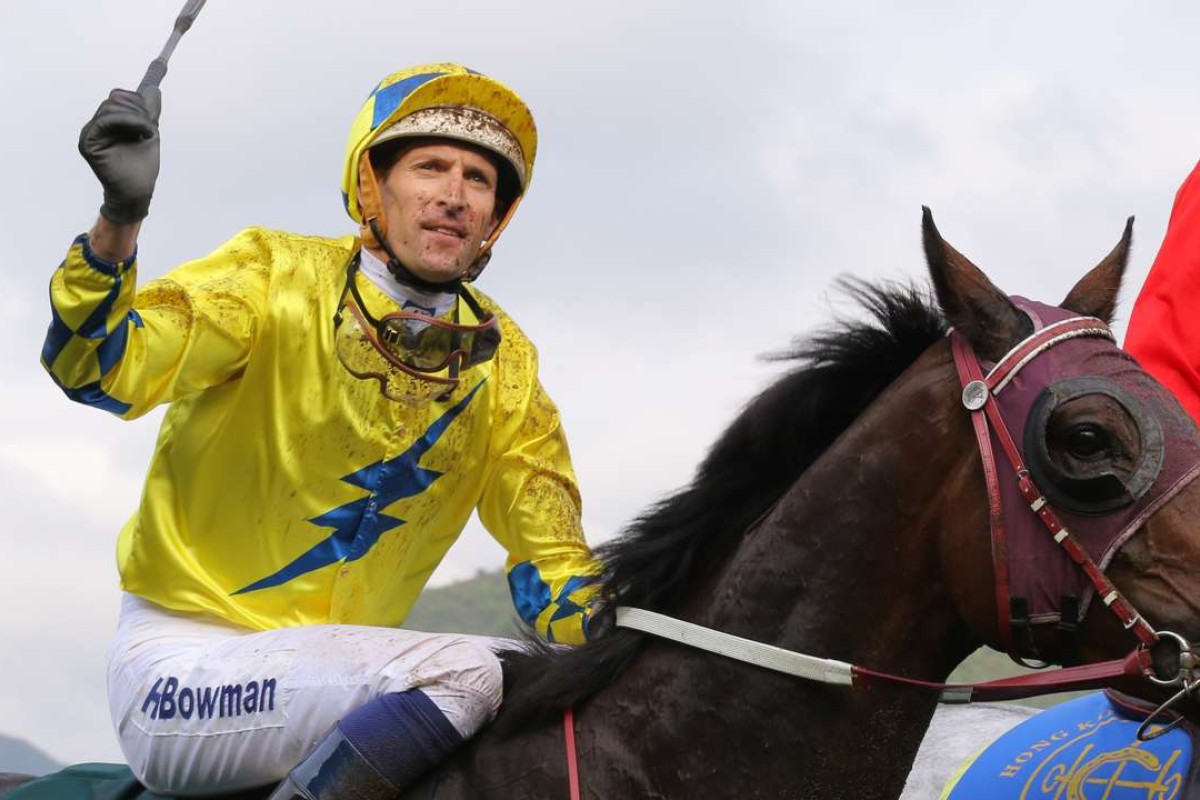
1060,217,1133,324
921,206,1029,362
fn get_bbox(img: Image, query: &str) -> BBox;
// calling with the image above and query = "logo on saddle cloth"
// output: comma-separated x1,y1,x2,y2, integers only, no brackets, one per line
942,692,1192,799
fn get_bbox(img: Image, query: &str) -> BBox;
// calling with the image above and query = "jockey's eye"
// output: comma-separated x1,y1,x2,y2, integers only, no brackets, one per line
1063,424,1110,460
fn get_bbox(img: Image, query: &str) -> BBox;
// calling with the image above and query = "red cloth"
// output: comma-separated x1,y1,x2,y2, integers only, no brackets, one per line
1125,158,1200,423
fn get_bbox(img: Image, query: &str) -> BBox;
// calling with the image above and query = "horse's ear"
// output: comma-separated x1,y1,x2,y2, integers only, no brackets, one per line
1059,217,1133,323
922,206,1027,361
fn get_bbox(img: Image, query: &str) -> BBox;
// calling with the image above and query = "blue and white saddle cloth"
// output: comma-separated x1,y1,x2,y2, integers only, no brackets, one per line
942,691,1195,799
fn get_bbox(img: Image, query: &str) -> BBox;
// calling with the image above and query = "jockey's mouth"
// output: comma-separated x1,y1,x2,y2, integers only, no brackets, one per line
422,223,467,239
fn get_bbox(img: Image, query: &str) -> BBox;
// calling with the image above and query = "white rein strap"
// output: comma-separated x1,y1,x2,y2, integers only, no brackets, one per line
614,606,855,685
614,606,1154,703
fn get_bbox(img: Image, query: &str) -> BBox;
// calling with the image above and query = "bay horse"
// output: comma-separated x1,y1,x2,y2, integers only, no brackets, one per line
407,210,1200,799
5,210,1200,800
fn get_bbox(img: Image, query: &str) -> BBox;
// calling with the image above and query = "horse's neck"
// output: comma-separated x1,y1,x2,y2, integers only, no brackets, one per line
436,348,984,799
694,346,977,674
613,346,981,797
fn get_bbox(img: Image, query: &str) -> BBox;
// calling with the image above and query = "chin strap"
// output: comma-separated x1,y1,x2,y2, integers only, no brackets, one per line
364,219,463,295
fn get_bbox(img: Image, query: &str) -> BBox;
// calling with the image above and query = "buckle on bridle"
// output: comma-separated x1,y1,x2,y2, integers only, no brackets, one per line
1136,629,1200,741
1142,630,1197,687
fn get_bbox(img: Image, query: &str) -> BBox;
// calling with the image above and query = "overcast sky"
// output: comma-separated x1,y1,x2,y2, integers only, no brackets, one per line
2,0,1200,768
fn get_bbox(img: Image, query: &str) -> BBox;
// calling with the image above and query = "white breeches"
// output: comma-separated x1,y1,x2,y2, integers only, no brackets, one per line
107,594,505,796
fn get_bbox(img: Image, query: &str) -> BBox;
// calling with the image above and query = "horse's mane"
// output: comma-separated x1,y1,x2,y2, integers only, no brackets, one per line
496,278,947,732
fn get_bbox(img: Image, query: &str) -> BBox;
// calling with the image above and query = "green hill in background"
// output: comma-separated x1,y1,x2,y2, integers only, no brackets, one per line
406,569,524,637
409,568,1077,709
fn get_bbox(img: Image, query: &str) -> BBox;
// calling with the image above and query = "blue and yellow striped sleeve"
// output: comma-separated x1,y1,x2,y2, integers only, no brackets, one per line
41,234,142,415
41,230,270,419
476,325,603,645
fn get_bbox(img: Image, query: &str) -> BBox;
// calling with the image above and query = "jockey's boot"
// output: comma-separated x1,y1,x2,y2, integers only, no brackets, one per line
269,689,464,799
267,725,396,800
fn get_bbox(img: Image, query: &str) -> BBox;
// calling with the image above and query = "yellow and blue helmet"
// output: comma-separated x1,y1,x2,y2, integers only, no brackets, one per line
342,63,538,280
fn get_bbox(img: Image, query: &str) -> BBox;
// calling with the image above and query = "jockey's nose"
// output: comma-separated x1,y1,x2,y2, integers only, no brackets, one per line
438,172,466,212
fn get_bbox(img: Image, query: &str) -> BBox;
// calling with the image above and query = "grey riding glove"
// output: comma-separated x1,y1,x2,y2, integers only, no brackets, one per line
78,87,162,225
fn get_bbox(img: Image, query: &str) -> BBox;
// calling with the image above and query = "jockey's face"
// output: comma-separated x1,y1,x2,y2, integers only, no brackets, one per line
374,141,500,284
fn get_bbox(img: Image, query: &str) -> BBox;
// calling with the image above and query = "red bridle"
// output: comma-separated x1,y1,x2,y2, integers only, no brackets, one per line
948,320,1160,652
943,308,1200,737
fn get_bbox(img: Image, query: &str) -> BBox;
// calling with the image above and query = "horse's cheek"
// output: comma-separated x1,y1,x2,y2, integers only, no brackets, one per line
934,456,1001,645
1111,498,1200,635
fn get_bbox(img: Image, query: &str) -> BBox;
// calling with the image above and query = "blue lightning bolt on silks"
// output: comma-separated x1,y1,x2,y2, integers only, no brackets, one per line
234,381,485,595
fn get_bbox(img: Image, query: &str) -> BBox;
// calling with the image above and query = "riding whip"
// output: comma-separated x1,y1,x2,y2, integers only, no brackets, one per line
137,0,208,93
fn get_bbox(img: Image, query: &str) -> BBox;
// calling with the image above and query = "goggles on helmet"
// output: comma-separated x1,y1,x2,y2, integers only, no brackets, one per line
333,255,501,403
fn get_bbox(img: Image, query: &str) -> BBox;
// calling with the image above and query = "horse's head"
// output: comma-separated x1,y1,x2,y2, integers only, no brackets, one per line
923,208,1200,699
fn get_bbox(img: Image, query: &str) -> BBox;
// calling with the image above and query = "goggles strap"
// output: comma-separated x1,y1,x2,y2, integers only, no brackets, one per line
338,253,498,365
435,354,461,403
333,252,359,328
458,285,488,320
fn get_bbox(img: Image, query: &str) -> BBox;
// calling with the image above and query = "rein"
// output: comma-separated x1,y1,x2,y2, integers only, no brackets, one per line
612,606,1152,702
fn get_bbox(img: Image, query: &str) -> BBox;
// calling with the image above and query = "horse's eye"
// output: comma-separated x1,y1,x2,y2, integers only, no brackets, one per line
1064,424,1110,459
1026,379,1162,515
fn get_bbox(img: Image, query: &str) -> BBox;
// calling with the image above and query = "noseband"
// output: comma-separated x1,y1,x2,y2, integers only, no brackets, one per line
950,297,1200,727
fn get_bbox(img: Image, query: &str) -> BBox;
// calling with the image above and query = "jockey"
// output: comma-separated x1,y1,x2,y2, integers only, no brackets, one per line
43,63,603,798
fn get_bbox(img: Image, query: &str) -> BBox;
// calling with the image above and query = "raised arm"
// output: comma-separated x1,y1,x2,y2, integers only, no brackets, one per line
44,88,267,419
